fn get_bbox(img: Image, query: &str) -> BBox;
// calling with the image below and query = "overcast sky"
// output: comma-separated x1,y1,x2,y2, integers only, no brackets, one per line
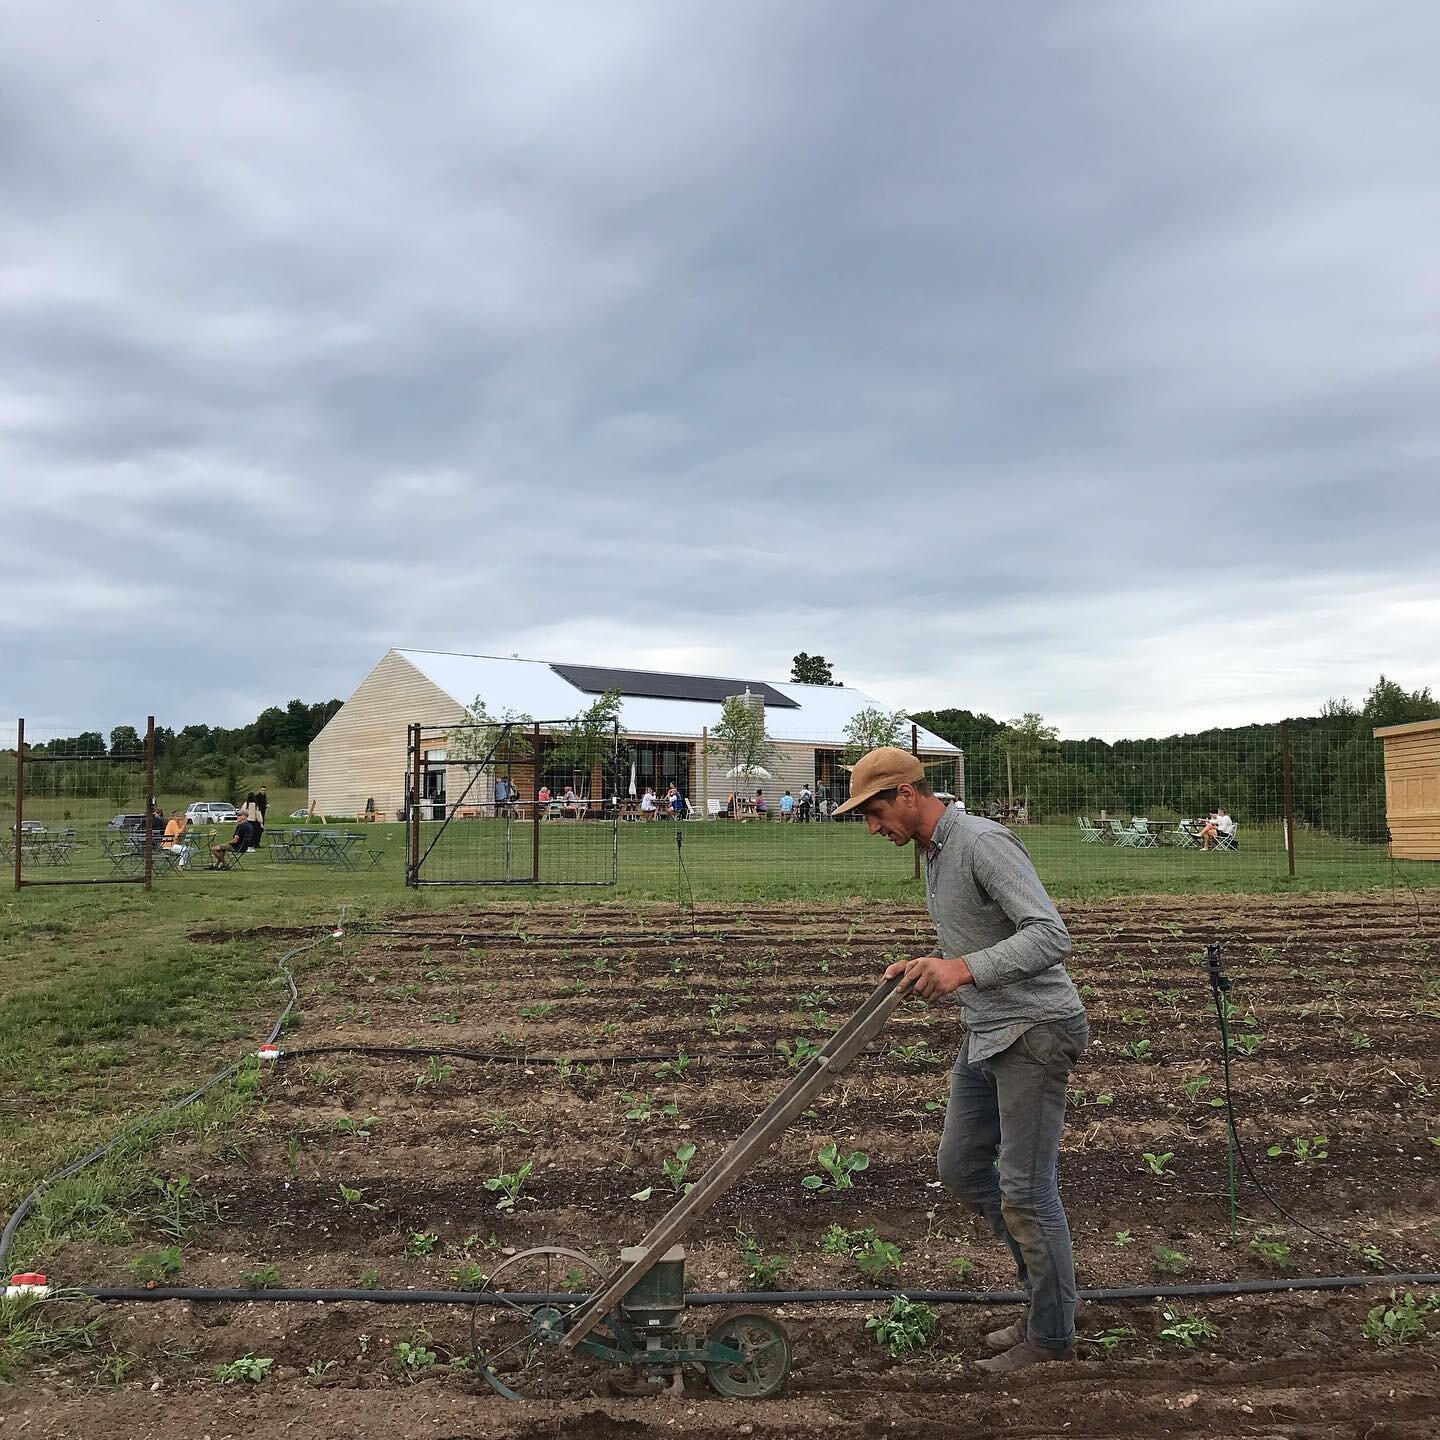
3,2,1437,744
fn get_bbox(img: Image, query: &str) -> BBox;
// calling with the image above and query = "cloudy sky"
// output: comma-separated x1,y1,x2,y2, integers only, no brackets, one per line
3,1,1437,743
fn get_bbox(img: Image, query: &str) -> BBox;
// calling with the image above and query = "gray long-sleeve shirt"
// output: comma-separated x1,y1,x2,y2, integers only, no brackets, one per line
923,804,1084,1063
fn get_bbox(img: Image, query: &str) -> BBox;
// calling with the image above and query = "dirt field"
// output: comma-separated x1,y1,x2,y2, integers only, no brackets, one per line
7,891,1440,1438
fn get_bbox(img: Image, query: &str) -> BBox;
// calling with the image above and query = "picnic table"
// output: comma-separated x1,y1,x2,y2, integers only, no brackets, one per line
267,828,379,870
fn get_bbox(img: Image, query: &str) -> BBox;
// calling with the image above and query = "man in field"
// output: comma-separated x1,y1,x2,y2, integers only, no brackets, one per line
837,747,1088,1373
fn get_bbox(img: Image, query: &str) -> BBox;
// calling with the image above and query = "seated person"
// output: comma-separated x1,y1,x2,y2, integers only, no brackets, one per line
639,786,658,819
210,817,252,867
1201,807,1236,849
562,785,580,817
162,810,194,870
779,790,795,821
670,787,686,819
725,791,737,818
754,788,768,818
537,785,551,809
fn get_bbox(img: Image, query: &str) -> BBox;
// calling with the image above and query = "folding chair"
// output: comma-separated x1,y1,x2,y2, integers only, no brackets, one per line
1171,820,1200,849
1077,816,1105,843
1215,825,1240,851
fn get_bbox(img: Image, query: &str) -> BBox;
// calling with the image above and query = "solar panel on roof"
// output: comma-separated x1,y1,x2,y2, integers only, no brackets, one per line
550,663,800,708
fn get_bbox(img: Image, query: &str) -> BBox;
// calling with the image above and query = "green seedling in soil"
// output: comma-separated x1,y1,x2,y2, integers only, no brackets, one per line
554,1056,592,1082
485,1110,530,1136
735,1228,791,1289
95,1350,134,1386
1114,1230,1135,1247
415,1057,455,1089
663,1142,698,1194
240,1264,281,1290
1069,1088,1114,1109
306,1358,339,1379
924,1097,946,1114
518,1002,554,1020
1267,1136,1328,1165
822,1224,877,1256
128,1246,184,1284
654,1053,693,1081
357,1270,382,1289
427,1011,460,1025
777,1036,821,1069
1350,1031,1372,1050
804,1143,870,1193
335,1116,380,1138
886,1042,935,1065
623,1092,678,1122
450,1265,490,1292
1118,1008,1148,1026
1142,1151,1175,1176
148,1176,211,1241
1180,1076,1224,1107
866,1297,940,1358
1231,1033,1264,1057
1158,1309,1217,1348
214,1354,274,1383
337,1184,380,1212
592,1020,623,1042
1151,1244,1188,1275
1088,1325,1137,1354
407,1232,439,1257
484,1160,535,1210
1248,1236,1296,1271
1360,1290,1439,1347
948,1256,977,1278
855,1239,904,1282
1124,1039,1153,1062
394,1340,438,1377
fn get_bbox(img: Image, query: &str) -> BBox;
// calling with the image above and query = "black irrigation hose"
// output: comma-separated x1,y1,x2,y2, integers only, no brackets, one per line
66,1273,1440,1309
0,934,326,1274
277,1043,794,1067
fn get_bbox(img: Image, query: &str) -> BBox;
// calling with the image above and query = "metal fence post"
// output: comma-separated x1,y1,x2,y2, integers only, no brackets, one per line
13,718,23,891
143,716,156,891
912,722,921,881
532,721,542,883
408,723,422,885
1282,720,1297,877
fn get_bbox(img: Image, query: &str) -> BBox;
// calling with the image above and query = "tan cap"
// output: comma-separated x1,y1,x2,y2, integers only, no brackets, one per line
832,746,925,817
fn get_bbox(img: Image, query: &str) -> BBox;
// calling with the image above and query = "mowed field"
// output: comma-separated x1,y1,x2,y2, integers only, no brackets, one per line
3,886,1438,1440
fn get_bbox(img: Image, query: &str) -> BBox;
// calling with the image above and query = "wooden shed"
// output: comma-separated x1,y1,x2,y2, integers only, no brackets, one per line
1374,717,1440,860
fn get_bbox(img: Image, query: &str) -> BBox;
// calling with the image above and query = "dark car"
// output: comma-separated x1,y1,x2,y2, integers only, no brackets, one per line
107,813,153,831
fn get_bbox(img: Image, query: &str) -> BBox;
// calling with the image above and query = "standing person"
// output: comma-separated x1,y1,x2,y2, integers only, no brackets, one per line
798,784,813,822
242,792,263,852
814,779,830,820
256,786,269,824
162,810,194,870
838,747,1087,1374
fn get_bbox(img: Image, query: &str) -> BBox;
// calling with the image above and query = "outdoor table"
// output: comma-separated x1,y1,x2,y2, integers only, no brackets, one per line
268,828,366,869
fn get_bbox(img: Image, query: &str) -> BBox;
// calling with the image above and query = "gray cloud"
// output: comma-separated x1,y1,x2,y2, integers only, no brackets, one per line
2,1,1438,740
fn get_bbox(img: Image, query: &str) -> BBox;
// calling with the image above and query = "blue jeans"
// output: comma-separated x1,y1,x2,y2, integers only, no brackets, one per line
937,1015,1089,1350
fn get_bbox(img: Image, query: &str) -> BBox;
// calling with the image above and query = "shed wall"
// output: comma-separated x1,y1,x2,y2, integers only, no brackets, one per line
1378,721,1440,860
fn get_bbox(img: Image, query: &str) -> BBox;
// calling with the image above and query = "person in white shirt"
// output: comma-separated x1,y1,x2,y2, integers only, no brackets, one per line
1201,807,1235,849
639,787,658,819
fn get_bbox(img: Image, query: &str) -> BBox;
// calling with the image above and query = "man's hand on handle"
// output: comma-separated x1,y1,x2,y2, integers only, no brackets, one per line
884,953,974,1001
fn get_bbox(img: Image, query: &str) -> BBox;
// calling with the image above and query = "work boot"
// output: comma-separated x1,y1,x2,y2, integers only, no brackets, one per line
975,1338,1076,1375
984,1318,1027,1352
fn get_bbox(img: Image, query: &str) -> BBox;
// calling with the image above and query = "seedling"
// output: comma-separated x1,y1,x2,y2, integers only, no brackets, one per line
485,1110,531,1136
886,1042,935,1065
415,1056,455,1089
394,1339,438,1377
1350,1031,1372,1050
1089,1325,1137,1354
776,1036,821,1070
1151,1244,1188,1275
1360,1290,1438,1347
654,1053,693,1081
306,1358,339,1379
803,1143,870,1192
149,1175,209,1241
855,1238,904,1282
948,1255,977,1278
1267,1136,1327,1165
1142,1151,1175,1176
484,1160,535,1210
663,1142,698,1194
1114,1230,1134,1247
1158,1309,1217,1348
735,1227,791,1289
822,1223,877,1256
1180,1076,1225,1108
866,1296,939,1358
1231,1032,1264,1057
518,1002,555,1019
214,1354,274,1383
338,1183,380,1212
1247,1236,1296,1271
623,1092,678,1122
335,1115,380,1138
1124,1039,1153,1063
240,1263,281,1289
357,1269,382,1289
450,1264,489,1291
407,1232,440,1256
128,1246,184,1284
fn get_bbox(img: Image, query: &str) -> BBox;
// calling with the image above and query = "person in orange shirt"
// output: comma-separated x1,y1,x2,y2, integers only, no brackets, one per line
162,810,194,870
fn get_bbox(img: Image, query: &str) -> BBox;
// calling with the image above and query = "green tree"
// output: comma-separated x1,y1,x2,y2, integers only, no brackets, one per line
1362,675,1438,730
546,690,625,798
272,749,307,788
791,653,840,686
713,695,775,785
842,706,907,766
108,724,142,756
998,713,1059,808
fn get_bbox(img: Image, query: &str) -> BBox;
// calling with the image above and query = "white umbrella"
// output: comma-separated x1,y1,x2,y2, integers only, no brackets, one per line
628,760,637,797
726,764,772,780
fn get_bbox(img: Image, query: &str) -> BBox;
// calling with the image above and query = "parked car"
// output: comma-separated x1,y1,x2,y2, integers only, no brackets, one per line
186,802,239,826
15,820,46,834
289,809,311,819
108,813,152,831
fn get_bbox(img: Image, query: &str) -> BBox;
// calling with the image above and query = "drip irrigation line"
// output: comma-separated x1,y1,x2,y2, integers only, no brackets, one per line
0,934,326,1273
64,1272,1440,1309
675,829,697,937
1387,853,1427,935
275,1042,798,1067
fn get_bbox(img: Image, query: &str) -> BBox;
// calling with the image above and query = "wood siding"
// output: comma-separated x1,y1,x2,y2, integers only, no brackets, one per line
309,651,466,818
1376,720,1440,860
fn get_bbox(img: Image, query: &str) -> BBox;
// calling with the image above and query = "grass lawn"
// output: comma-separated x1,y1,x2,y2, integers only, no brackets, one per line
2,813,1435,1224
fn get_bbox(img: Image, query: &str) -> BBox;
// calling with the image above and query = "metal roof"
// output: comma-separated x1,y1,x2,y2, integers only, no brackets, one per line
392,649,960,752
550,663,799,709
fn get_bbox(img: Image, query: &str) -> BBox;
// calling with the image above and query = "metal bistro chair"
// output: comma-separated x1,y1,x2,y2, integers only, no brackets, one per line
1077,816,1106,844
1171,819,1201,849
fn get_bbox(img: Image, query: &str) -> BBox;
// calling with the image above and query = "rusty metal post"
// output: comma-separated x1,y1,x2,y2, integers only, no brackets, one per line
14,718,24,891
531,722,542,882
409,723,423,885
700,725,709,819
1282,720,1296,877
911,722,921,880
143,715,155,891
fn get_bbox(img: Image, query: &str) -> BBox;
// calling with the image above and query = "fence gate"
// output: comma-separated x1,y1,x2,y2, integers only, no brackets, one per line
405,718,621,887
8,717,157,890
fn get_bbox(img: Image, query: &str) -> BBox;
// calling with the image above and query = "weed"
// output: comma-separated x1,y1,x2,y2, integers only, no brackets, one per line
415,1056,455,1089
394,1339,438,1377
1158,1309,1217,1348
214,1354,275,1383
485,1110,531,1136
407,1232,440,1257
148,1175,211,1241
1089,1325,1137,1354
866,1296,940,1358
484,1160,535,1210
1151,1244,1188,1275
357,1269,382,1289
1361,1290,1438,1346
306,1357,339,1379
1142,1151,1175,1176
1248,1236,1296,1271
855,1238,904,1282
1114,1230,1134,1247
449,1264,490,1291
518,1002,555,1020
735,1227,791,1289
803,1143,870,1193
240,1264,281,1290
94,1348,134,1386
822,1223,876,1256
